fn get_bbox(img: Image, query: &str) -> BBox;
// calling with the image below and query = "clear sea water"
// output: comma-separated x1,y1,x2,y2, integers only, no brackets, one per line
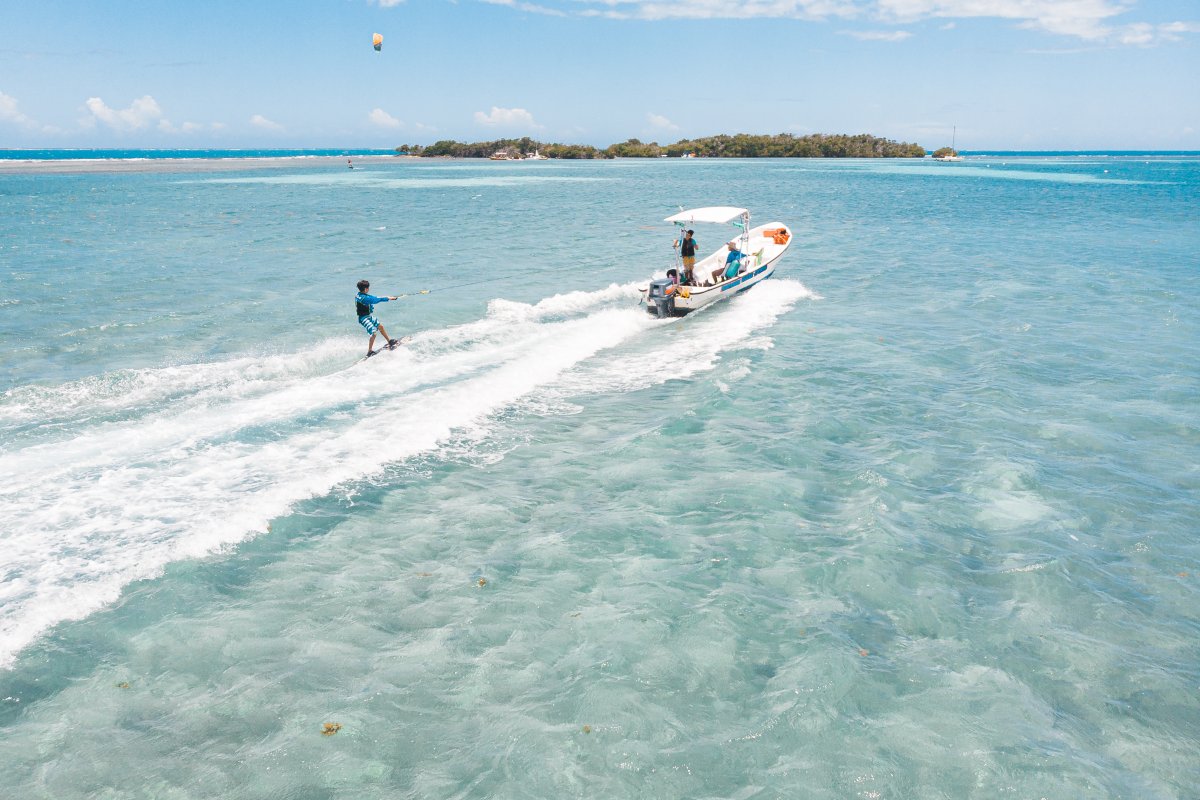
1,155,1198,798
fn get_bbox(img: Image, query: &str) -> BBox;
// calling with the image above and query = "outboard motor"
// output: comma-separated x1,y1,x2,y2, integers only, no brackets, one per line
646,277,677,318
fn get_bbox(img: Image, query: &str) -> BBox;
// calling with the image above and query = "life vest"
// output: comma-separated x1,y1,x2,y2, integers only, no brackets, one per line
356,295,372,317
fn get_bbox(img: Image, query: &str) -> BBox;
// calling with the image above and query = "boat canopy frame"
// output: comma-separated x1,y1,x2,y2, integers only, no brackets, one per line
665,206,752,272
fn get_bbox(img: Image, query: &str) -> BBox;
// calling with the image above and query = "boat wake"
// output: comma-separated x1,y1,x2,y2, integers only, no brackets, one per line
0,279,815,668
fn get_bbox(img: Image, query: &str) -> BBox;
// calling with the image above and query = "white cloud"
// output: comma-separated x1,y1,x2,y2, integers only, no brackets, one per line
1119,20,1200,45
250,114,284,132
157,119,207,134
843,28,912,40
875,0,1200,44
367,109,435,133
368,107,403,129
1114,21,1154,46
647,113,679,131
590,0,856,21
875,0,1120,35
0,91,35,127
517,0,1200,45
371,0,406,6
3,91,60,135
1159,21,1200,37
479,0,568,16
473,106,543,130
84,95,163,131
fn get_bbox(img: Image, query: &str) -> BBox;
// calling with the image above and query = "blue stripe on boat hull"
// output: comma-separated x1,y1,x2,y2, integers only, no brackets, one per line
668,262,775,315
718,262,772,293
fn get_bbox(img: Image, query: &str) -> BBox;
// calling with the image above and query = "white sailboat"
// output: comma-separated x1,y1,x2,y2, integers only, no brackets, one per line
933,126,964,162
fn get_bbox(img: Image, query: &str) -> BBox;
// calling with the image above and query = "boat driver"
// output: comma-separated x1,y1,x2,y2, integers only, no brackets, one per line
674,229,697,284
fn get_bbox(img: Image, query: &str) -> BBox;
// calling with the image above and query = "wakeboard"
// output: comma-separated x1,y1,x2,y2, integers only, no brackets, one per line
361,336,411,361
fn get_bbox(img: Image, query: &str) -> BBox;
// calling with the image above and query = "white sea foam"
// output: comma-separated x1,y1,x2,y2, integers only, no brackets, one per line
969,461,1056,529
0,338,354,430
870,165,1140,185
195,175,611,189
542,279,815,400
0,281,810,669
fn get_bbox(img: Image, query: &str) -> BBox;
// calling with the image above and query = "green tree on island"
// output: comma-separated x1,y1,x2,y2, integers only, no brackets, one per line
413,138,605,159
398,133,926,159
604,139,664,158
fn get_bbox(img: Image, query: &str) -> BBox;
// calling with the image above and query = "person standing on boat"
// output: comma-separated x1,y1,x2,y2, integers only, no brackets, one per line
711,241,744,284
355,279,399,357
674,229,697,285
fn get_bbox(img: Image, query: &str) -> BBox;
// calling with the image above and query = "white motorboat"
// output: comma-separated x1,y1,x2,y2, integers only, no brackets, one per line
641,206,791,317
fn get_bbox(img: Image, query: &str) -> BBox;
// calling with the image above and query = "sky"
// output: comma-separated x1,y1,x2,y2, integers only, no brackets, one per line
1,0,1197,151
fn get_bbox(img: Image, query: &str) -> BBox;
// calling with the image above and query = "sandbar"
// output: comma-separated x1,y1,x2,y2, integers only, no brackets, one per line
0,155,412,176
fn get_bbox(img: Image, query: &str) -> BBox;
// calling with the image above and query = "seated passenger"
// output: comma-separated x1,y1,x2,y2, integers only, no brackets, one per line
663,268,678,295
711,241,744,283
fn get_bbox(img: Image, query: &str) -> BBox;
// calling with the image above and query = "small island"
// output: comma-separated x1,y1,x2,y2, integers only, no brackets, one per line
397,133,926,159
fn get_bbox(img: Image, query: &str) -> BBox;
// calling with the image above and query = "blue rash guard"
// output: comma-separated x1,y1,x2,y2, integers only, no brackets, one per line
724,249,744,278
356,291,392,336
355,292,390,318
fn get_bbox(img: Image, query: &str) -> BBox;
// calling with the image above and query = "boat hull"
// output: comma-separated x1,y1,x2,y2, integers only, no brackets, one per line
643,221,791,317
662,259,777,316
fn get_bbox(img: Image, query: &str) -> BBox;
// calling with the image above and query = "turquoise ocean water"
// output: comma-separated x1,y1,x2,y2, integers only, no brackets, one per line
0,148,396,160
1,155,1198,798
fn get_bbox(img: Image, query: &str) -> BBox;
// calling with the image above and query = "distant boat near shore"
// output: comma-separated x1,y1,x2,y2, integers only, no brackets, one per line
490,149,547,160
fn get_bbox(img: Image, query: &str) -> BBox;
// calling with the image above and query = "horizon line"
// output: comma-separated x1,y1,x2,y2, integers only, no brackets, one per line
3,147,1200,159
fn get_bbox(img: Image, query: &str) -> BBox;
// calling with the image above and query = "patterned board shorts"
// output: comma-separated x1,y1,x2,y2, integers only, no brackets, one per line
682,256,696,268
358,315,380,335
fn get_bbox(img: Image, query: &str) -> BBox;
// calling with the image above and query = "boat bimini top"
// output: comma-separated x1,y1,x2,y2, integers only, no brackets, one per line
666,206,752,252
664,206,749,225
